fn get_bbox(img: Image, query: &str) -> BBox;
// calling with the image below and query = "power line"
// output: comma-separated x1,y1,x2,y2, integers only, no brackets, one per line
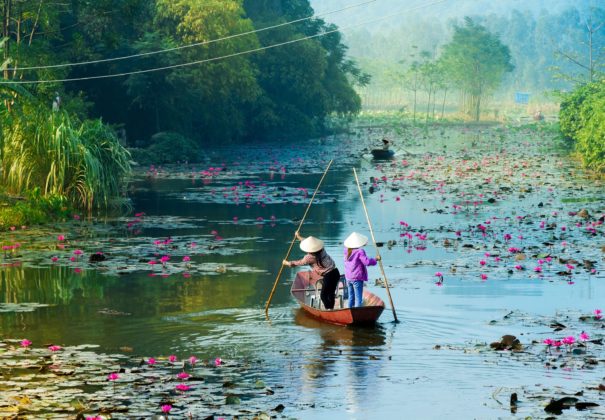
0,0,448,85
7,0,378,71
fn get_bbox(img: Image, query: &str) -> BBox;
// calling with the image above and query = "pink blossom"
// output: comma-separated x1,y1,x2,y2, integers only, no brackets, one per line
107,372,119,381
594,309,602,320
479,260,486,266
177,372,191,380
543,338,554,346
434,272,443,277
51,256,59,263
189,355,198,366
176,384,191,392
533,266,542,273
20,339,32,348
562,336,575,345
160,255,170,263
215,357,222,366
579,332,590,342
57,235,65,241
161,405,172,414
168,355,177,363
147,357,156,366
73,249,83,256
514,265,523,270
48,345,62,352
480,274,488,281
183,256,191,262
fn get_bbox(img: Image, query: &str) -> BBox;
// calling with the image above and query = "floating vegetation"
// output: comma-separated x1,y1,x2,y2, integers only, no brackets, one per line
0,340,282,419
0,303,51,313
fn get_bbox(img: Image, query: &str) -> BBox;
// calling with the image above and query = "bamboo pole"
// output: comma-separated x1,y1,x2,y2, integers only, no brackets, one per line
264,159,334,316
352,167,398,322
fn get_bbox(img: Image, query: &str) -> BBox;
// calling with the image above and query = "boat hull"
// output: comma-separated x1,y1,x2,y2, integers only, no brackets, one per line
371,149,395,159
291,271,385,326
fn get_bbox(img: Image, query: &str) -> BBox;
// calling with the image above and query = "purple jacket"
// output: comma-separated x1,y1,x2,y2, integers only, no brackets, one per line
344,248,377,281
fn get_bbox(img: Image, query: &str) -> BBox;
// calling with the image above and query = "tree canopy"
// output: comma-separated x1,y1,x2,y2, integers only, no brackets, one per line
440,18,514,120
1,0,365,145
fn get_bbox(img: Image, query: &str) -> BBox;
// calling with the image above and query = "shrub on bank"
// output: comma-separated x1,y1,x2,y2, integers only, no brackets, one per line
0,190,70,229
1,107,131,211
559,80,605,171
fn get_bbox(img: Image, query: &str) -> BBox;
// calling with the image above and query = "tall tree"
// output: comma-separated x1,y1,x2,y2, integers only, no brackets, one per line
440,18,513,120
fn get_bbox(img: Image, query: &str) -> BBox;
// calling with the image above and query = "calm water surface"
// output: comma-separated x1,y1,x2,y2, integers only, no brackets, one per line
2,126,605,418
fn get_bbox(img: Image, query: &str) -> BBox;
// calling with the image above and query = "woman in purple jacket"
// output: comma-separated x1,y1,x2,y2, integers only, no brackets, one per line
343,232,380,308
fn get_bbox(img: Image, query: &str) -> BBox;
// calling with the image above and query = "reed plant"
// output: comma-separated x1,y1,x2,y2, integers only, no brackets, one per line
1,106,131,212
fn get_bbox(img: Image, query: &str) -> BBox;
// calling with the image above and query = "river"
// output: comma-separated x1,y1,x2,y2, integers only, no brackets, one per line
1,122,604,418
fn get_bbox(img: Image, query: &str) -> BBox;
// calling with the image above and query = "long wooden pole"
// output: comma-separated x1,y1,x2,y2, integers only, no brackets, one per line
264,159,333,316
353,167,398,322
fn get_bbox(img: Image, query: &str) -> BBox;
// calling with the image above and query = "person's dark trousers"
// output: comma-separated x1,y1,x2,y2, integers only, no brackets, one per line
320,268,340,309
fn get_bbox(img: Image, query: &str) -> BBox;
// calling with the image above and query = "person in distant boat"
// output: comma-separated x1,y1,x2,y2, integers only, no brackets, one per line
533,110,544,121
381,138,391,150
343,232,379,308
283,232,340,310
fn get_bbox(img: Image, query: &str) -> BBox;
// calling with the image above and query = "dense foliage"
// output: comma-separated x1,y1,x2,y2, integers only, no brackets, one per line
1,105,131,211
560,80,605,171
1,0,364,146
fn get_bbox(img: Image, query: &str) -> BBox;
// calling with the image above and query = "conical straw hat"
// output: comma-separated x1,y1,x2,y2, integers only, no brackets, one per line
300,236,324,253
344,232,369,249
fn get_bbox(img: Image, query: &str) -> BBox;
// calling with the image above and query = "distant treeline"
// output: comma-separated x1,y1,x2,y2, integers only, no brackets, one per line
1,0,367,146
344,5,605,103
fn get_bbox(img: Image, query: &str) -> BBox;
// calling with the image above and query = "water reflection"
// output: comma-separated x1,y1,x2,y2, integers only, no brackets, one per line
294,310,388,416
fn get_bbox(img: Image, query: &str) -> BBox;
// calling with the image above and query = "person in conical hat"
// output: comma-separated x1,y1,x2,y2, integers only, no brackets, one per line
283,231,340,310
343,232,380,308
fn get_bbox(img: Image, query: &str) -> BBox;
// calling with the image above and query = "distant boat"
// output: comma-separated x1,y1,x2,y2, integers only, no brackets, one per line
291,271,385,326
371,149,395,159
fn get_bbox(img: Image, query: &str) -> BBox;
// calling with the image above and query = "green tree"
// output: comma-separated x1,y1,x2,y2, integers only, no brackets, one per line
426,18,512,120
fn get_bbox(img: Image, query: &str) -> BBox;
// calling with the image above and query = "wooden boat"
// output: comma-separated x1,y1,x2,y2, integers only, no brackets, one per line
371,148,395,159
291,271,385,326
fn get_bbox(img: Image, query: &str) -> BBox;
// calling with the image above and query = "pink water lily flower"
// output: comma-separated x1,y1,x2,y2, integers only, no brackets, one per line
514,265,523,270
183,256,191,262
595,309,603,319
176,383,191,392
215,357,222,366
57,235,65,241
543,338,554,346
51,256,59,262
168,355,177,363
73,249,83,256
480,274,488,281
161,405,172,414
48,345,62,352
107,372,119,381
177,372,191,380
20,339,32,348
562,336,575,345
579,332,590,342
189,355,198,366
147,357,156,366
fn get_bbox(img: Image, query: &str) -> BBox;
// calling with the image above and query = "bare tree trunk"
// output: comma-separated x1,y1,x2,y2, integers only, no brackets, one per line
28,0,42,46
2,0,11,80
441,88,447,119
